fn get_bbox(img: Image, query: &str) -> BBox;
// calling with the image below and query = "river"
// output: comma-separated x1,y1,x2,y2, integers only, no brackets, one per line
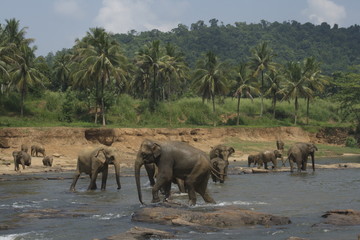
0,156,359,240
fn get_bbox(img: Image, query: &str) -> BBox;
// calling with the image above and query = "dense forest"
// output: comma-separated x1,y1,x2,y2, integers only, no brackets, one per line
0,18,359,140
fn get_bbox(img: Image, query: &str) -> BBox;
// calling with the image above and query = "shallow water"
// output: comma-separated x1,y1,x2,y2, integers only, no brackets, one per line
0,156,359,240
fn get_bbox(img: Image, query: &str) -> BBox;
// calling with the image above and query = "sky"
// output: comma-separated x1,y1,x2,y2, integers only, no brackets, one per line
1,0,359,56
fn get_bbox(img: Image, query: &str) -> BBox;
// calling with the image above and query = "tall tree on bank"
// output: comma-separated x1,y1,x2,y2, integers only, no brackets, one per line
264,68,284,118
249,42,275,117
72,27,128,125
193,51,228,126
233,63,260,125
282,60,312,125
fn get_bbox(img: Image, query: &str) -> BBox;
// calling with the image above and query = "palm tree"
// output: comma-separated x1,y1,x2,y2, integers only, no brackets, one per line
302,57,327,124
72,27,128,125
264,68,284,118
53,52,72,91
249,42,275,117
9,44,47,117
193,51,228,126
233,63,260,125
282,61,312,125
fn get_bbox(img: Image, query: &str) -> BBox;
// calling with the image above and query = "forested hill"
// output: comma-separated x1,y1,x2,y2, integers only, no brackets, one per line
113,19,360,73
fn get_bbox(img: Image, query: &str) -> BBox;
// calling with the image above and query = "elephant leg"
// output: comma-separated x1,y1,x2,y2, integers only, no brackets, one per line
272,159,277,169
151,177,169,203
289,159,294,172
296,161,302,172
101,165,109,190
195,174,216,204
70,171,81,191
162,181,172,200
145,163,156,186
21,159,25,169
175,178,186,193
88,171,99,190
264,162,268,169
281,156,286,167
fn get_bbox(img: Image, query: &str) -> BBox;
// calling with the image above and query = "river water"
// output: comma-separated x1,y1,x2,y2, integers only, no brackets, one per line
0,156,359,240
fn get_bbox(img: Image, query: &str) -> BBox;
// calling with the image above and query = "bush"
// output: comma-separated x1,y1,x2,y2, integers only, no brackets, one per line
345,136,358,148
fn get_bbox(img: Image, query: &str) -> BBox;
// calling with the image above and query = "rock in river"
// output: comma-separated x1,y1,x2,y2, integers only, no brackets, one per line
132,203,291,228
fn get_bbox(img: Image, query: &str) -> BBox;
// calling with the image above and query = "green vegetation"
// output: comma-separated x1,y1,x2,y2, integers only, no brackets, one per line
0,18,359,146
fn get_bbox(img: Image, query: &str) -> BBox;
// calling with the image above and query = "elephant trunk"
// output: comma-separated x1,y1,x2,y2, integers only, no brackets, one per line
135,155,144,205
114,161,121,190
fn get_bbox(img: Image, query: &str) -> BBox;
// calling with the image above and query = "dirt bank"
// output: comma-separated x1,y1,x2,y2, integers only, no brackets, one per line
0,126,349,175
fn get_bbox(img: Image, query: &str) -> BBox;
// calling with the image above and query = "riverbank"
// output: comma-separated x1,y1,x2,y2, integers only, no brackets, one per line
0,127,359,175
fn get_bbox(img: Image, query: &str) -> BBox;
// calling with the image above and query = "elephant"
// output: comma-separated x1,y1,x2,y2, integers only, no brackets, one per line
31,145,46,157
13,151,31,171
135,139,216,206
70,147,121,191
276,140,286,166
287,142,318,172
209,144,235,176
21,144,28,153
256,150,282,169
247,154,260,167
42,156,53,167
144,163,186,194
210,157,227,183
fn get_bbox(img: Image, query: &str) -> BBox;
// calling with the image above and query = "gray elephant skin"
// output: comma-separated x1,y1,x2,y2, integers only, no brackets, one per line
247,154,260,167
256,150,282,169
287,142,318,172
70,147,121,191
21,144,28,153
210,157,227,183
42,156,53,167
135,139,216,206
209,144,235,176
144,162,186,194
31,145,46,157
13,150,31,171
276,140,286,166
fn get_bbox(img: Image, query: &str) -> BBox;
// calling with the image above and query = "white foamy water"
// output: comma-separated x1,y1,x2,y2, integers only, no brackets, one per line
90,213,126,220
0,232,29,240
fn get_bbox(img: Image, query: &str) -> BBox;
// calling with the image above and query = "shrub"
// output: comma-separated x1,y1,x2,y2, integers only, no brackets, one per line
345,136,358,148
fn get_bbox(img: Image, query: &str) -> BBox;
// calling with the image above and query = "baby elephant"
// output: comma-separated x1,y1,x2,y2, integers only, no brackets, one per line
257,150,282,170
13,151,31,171
31,145,46,157
247,154,260,167
210,157,228,183
42,156,53,167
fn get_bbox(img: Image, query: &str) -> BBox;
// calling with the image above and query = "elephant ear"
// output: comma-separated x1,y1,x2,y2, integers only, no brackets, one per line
152,143,161,158
229,147,235,154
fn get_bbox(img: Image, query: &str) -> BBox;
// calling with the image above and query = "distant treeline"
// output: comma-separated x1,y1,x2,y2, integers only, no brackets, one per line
111,19,360,73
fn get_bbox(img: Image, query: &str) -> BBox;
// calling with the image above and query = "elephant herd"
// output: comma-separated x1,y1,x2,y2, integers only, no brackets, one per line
10,139,318,206
247,140,318,173
12,144,53,171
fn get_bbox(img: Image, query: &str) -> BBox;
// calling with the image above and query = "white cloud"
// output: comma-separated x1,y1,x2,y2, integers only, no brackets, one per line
54,0,84,18
302,0,346,26
95,0,189,34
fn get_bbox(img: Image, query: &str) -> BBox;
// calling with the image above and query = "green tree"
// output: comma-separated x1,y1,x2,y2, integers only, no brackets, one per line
233,63,260,125
249,42,275,117
264,68,284,118
72,27,128,125
193,51,228,126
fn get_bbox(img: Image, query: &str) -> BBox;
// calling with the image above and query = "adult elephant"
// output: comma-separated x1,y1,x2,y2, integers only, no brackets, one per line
135,139,216,206
276,140,286,166
287,142,318,172
209,144,235,176
13,151,31,171
31,145,46,157
210,157,227,183
70,147,121,191
256,150,282,169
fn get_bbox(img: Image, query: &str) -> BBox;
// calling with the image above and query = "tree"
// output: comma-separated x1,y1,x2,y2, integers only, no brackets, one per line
282,61,312,125
72,27,128,125
264,68,284,118
193,51,228,126
233,63,260,125
9,44,47,117
249,42,275,117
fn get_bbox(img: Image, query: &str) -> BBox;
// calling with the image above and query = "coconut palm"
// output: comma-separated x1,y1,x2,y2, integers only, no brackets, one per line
193,51,228,126
264,68,284,118
72,27,128,125
249,42,275,117
233,63,260,125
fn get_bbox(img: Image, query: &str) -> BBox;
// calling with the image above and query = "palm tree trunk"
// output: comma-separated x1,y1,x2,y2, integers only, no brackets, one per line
101,77,106,126
212,94,216,127
236,95,241,125
294,97,298,125
20,89,24,117
273,94,276,119
260,71,264,117
306,97,310,125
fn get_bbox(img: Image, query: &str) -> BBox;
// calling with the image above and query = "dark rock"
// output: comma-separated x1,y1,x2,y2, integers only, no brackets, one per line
96,226,175,240
85,128,115,146
132,204,291,228
286,237,309,240
0,138,10,148
322,209,360,226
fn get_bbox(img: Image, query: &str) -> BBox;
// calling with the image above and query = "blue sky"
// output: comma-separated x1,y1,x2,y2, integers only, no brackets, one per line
1,0,359,56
